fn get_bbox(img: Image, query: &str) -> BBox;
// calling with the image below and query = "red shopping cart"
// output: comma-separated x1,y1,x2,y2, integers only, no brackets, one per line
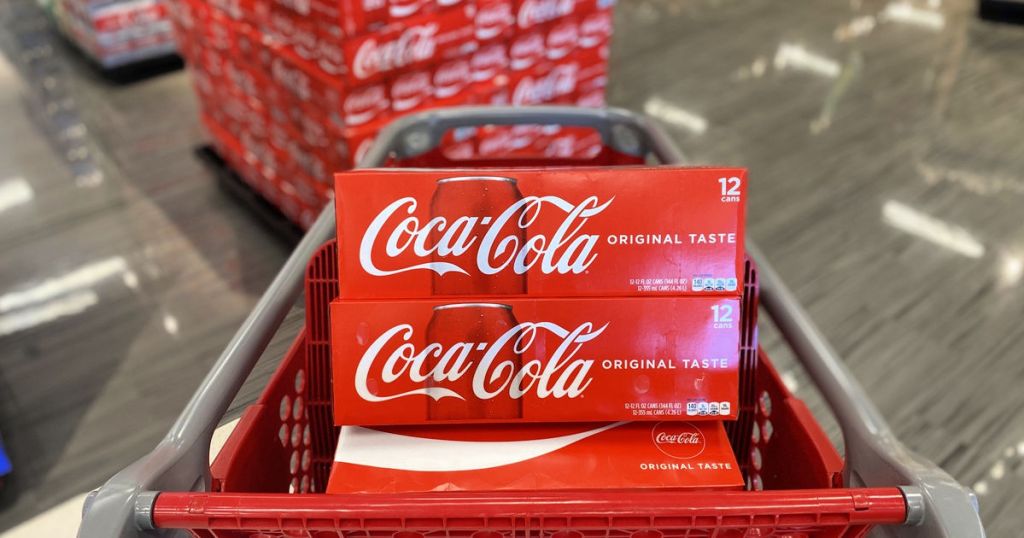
77,106,986,538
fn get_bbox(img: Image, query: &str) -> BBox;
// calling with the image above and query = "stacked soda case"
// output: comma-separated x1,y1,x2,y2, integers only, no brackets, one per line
321,166,753,495
55,0,178,68
168,0,615,228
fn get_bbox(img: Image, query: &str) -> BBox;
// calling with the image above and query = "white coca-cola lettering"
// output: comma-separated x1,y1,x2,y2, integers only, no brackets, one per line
389,0,429,18
317,39,345,75
478,129,516,155
354,321,606,402
445,141,475,160
391,71,432,111
655,432,702,445
509,33,544,70
546,21,578,60
517,0,573,28
352,23,439,79
577,89,606,108
359,192,613,276
270,11,296,37
276,0,311,15
512,63,578,105
472,44,508,81
434,60,470,98
579,12,612,48
293,26,318,58
271,57,311,100
300,115,326,146
475,0,512,40
345,85,387,125
287,140,325,178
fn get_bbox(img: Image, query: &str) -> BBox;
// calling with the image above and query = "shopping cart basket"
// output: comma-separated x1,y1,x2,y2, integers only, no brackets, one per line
77,106,986,538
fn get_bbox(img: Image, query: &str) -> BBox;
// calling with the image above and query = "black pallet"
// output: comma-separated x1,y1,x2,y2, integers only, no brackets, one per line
196,145,303,244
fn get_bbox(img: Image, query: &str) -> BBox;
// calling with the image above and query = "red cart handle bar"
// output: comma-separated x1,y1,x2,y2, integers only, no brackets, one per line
150,488,910,532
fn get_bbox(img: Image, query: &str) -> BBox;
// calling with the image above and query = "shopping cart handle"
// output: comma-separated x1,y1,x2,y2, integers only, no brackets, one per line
359,105,667,164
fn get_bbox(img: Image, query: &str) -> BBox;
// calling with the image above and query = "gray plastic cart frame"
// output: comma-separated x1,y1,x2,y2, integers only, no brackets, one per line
77,106,986,538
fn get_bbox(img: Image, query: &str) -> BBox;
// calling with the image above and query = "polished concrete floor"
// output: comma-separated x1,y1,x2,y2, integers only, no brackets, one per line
0,0,1022,535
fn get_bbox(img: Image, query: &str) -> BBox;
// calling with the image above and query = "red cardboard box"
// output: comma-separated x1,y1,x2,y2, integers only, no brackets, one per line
508,30,545,72
390,68,434,114
432,57,473,106
510,61,577,105
515,0,576,30
334,167,747,299
342,3,477,84
545,15,578,61
327,421,743,493
474,0,514,43
330,295,741,425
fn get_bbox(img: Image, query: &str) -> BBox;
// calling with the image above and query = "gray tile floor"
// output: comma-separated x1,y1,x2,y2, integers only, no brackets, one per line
0,0,1022,535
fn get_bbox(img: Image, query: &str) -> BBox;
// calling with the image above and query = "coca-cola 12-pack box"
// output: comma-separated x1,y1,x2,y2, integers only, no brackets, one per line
326,420,743,493
330,295,740,425
334,167,747,299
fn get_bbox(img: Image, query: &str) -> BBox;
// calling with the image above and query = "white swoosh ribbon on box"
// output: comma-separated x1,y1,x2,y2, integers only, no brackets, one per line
335,422,626,472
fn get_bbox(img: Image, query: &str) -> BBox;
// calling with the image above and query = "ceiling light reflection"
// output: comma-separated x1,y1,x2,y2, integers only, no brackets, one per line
834,15,877,42
0,290,98,336
774,43,841,78
880,1,945,30
882,200,985,258
163,313,180,336
999,254,1023,287
643,96,708,135
0,257,128,313
0,177,34,213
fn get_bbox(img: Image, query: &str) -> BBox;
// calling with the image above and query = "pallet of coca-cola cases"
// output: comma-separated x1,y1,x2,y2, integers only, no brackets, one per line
169,0,614,228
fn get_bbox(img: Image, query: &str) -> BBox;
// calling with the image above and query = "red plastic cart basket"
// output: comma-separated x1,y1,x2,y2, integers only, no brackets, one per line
77,106,985,538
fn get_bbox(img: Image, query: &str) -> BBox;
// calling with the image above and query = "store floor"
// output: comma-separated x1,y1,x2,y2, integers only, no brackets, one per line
0,0,1023,535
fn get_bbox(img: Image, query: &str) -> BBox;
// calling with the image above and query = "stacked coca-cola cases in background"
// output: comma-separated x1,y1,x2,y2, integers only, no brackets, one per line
56,0,178,68
168,0,614,228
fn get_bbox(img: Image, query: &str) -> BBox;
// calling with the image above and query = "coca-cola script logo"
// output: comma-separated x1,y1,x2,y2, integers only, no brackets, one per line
389,0,430,19
391,71,432,111
317,39,345,76
352,23,438,80
517,0,573,28
651,422,706,460
434,60,470,99
270,10,296,38
546,20,579,60
271,57,311,101
275,0,311,15
355,320,607,402
579,12,612,48
472,44,508,81
359,186,613,277
509,32,544,70
475,0,513,40
512,63,578,105
345,85,388,126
